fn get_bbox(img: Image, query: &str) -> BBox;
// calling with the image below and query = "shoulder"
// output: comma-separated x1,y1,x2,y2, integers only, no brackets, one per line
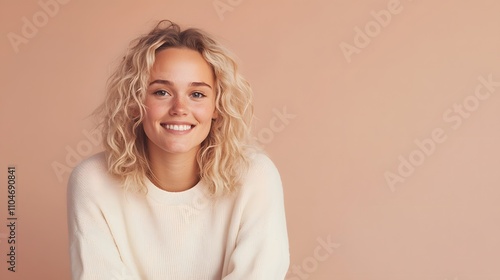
238,152,283,198
246,152,281,181
230,153,287,222
69,152,108,184
67,152,118,197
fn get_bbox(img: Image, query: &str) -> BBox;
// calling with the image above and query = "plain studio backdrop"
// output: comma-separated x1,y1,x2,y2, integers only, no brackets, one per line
1,0,500,279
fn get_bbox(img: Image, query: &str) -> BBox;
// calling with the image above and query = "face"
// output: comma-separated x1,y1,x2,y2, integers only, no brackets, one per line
143,47,217,158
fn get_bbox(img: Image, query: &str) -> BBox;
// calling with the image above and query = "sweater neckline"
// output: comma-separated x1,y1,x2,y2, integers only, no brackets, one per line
145,177,206,205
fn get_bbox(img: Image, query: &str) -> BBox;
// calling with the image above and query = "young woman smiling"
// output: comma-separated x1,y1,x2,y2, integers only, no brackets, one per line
67,21,290,279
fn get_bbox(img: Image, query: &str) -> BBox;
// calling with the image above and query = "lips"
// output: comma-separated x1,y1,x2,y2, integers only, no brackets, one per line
161,123,194,131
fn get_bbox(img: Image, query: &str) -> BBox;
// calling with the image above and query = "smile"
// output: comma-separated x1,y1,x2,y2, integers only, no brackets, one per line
161,124,194,131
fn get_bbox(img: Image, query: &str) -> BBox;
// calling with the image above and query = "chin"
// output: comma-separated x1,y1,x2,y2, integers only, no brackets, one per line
162,145,201,155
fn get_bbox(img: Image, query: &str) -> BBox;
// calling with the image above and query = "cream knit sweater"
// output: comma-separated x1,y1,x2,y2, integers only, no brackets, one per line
67,152,289,279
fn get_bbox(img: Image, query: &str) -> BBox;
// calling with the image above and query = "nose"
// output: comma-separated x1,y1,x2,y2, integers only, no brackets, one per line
169,96,188,116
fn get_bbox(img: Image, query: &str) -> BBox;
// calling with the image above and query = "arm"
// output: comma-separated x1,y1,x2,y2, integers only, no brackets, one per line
67,157,133,280
222,155,290,280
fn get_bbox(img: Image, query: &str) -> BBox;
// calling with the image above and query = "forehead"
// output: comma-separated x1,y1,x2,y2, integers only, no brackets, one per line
149,48,214,85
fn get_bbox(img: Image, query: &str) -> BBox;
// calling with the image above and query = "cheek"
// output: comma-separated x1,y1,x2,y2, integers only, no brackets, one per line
195,101,217,121
142,106,163,137
144,102,164,122
196,108,215,124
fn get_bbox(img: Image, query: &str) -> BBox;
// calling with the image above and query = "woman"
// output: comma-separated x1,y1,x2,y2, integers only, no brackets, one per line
67,20,290,279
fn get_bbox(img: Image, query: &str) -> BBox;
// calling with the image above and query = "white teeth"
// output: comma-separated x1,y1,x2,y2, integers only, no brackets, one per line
164,124,192,131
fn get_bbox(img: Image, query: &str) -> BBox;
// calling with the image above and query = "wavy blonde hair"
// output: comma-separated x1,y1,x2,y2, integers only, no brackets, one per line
94,20,256,196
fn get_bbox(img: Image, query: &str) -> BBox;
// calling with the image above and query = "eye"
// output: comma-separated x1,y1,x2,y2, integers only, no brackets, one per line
191,91,206,98
153,90,169,97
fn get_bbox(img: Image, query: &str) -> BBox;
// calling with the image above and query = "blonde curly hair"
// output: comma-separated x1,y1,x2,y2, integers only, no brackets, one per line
94,20,256,196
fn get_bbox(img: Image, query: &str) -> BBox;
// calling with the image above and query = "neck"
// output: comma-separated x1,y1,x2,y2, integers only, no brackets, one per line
147,145,200,192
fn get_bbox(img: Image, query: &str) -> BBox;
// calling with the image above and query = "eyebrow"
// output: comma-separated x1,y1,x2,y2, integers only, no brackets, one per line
148,79,212,89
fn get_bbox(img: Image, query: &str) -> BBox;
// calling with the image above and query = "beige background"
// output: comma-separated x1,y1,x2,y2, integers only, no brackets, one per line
1,0,500,279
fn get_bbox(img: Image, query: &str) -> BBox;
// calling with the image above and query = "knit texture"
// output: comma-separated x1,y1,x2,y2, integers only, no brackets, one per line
67,152,289,280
